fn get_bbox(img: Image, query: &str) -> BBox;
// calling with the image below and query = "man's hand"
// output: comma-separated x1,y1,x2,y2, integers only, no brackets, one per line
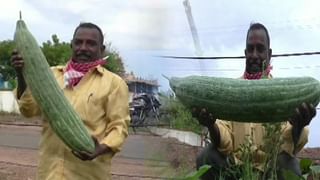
11,49,24,74
289,103,316,150
191,107,216,128
10,49,27,98
192,107,221,147
72,136,112,161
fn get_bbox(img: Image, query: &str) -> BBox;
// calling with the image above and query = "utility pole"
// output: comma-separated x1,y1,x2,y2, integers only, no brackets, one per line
183,0,206,75
183,0,203,56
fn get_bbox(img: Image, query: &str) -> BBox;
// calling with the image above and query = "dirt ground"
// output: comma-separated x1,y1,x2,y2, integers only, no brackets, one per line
298,148,320,165
0,132,200,180
0,113,319,179
0,113,41,126
0,113,201,179
0,162,36,180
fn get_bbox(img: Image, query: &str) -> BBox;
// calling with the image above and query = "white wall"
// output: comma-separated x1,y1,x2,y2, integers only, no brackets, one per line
0,90,20,113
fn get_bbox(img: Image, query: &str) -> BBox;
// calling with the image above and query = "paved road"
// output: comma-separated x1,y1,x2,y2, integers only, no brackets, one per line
0,125,40,150
0,124,174,179
0,125,169,161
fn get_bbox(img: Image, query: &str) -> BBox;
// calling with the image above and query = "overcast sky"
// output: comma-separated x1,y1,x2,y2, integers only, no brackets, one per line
1,0,320,147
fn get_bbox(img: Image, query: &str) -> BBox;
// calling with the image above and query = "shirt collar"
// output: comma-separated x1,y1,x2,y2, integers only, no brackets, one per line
57,65,105,75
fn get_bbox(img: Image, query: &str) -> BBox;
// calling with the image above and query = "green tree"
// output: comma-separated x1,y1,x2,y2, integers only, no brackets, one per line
0,40,15,81
41,34,72,66
42,35,126,77
0,35,126,82
103,43,125,77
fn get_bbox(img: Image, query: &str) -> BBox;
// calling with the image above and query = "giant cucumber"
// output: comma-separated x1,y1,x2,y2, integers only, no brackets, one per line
14,14,95,153
168,75,320,123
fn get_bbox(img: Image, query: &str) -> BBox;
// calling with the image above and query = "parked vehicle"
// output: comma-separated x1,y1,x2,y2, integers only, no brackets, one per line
129,93,161,127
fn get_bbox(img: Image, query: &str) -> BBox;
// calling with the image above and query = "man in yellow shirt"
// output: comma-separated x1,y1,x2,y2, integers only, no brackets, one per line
11,22,130,180
194,23,316,180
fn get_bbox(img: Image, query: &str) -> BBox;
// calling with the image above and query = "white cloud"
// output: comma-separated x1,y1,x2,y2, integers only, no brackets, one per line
0,0,177,50
103,1,172,50
0,0,46,23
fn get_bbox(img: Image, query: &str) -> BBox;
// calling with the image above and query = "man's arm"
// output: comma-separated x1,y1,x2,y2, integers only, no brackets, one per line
73,78,130,161
100,79,130,153
11,50,40,117
281,123,309,156
16,72,27,99
289,103,316,150
207,122,221,147
192,108,233,155
281,103,316,155
11,49,27,99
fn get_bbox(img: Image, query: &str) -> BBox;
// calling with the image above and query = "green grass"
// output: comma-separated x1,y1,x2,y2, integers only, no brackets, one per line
159,95,202,134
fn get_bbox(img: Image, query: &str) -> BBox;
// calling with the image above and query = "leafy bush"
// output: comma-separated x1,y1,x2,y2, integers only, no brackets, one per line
159,95,202,134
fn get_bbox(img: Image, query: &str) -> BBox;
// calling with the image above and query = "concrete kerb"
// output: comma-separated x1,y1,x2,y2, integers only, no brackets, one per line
148,127,203,147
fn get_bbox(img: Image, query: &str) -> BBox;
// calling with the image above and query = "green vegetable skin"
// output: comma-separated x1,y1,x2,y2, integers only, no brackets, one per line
14,14,95,153
168,75,320,123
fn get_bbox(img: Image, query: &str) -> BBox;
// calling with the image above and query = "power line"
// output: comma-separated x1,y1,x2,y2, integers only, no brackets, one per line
165,65,320,72
158,51,320,60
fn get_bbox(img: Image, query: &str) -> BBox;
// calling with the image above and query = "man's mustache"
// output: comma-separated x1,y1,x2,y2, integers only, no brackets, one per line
248,58,260,62
76,52,91,58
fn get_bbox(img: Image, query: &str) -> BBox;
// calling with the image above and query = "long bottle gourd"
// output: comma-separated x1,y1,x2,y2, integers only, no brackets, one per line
14,14,95,153
168,75,320,123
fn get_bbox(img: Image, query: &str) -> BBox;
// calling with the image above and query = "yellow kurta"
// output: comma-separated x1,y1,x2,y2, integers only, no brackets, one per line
214,75,309,171
15,65,130,180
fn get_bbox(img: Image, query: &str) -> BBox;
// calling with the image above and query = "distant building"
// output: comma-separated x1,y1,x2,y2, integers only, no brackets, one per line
123,72,160,102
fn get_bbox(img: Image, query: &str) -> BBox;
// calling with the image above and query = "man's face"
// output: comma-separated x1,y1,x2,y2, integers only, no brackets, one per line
245,29,271,73
71,27,105,63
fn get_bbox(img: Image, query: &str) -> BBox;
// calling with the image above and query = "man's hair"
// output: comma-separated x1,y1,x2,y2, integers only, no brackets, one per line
73,22,104,45
246,22,270,47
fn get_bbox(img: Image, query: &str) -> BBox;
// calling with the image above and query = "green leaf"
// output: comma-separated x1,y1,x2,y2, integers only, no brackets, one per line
282,169,305,180
302,174,309,179
310,165,320,175
300,158,313,174
183,165,211,180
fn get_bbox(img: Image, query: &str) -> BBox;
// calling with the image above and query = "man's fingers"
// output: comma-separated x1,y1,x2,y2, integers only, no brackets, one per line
299,103,311,120
72,150,92,161
290,108,301,126
208,113,214,121
191,107,199,116
298,103,315,126
199,108,207,118
307,103,316,118
11,52,24,69
295,108,303,121
80,150,92,157
72,150,85,160
92,136,99,147
192,107,200,113
11,49,18,55
12,60,24,66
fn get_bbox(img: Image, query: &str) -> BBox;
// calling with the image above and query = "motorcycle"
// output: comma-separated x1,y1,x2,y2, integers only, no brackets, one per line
129,93,161,127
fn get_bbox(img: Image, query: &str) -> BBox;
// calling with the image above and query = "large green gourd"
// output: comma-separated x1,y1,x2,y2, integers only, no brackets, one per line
168,75,320,123
14,14,95,153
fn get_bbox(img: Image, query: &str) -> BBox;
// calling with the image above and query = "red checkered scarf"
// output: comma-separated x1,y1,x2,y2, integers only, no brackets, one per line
243,65,273,80
64,59,106,88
